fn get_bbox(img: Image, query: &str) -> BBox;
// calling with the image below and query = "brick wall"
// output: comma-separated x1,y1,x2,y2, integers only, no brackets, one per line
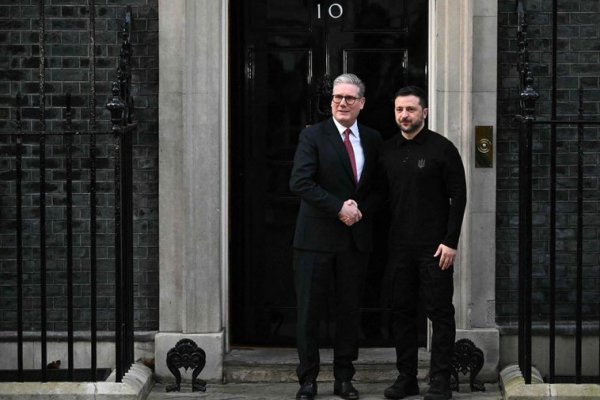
0,0,158,332
497,0,599,326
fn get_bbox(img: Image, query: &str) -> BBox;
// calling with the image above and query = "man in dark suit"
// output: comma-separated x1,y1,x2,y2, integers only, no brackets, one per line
289,73,382,400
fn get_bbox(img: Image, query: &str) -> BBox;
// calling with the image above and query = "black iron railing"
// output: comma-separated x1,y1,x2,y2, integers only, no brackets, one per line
516,0,600,385
0,3,136,383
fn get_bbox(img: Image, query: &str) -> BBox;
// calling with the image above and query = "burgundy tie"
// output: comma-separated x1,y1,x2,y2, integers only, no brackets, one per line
343,128,358,183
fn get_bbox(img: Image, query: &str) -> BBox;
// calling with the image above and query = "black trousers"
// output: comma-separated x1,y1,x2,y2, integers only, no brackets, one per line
293,247,369,384
388,244,455,379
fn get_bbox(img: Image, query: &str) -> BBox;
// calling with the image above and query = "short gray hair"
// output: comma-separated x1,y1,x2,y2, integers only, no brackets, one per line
333,73,365,98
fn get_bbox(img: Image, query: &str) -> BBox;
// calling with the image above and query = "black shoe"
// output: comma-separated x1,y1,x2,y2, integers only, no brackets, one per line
334,380,359,399
383,373,419,399
424,374,452,400
296,380,318,400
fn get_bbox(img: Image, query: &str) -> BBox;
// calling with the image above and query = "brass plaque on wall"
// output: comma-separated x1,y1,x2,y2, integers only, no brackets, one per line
475,126,493,168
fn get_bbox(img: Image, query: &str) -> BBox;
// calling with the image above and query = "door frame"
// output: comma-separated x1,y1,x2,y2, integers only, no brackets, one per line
157,0,498,380
154,0,497,356
222,0,497,349
223,0,499,350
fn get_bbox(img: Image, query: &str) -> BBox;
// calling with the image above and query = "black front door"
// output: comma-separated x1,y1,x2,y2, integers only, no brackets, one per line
230,0,428,346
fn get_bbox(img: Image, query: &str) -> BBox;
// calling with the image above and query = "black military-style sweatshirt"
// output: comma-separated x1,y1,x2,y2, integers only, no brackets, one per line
379,128,467,249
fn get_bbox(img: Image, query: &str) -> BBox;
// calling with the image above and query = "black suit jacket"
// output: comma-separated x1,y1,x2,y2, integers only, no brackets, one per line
289,118,383,252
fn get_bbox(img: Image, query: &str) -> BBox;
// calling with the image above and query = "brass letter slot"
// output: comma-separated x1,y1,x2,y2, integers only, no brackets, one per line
475,126,493,168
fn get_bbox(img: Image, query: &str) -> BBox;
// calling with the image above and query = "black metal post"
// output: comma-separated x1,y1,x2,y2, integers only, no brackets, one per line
107,80,125,382
118,8,136,371
105,4,136,381
516,0,536,383
548,0,557,383
114,126,123,382
88,0,98,381
64,93,75,381
518,115,533,384
575,86,584,383
38,0,48,382
518,61,539,387
111,122,135,382
117,6,135,379
121,123,134,373
16,94,24,382
109,119,135,381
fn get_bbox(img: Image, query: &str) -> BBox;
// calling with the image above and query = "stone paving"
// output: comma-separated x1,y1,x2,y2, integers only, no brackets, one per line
147,382,503,400
149,347,504,399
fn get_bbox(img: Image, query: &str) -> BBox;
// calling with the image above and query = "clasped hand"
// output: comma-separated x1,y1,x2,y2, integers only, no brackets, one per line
338,199,362,226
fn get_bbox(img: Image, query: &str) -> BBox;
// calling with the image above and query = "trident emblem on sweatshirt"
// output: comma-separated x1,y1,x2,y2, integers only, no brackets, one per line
418,159,426,168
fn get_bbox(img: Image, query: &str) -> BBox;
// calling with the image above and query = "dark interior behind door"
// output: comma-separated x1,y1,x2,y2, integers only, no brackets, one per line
230,0,428,346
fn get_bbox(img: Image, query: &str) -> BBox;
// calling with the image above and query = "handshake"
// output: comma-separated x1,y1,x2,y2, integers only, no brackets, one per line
338,199,362,226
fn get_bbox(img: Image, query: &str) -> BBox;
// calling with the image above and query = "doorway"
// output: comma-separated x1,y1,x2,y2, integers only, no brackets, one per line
230,0,428,346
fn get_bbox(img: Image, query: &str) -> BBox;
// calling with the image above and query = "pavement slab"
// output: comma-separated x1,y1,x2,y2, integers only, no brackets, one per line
148,382,503,400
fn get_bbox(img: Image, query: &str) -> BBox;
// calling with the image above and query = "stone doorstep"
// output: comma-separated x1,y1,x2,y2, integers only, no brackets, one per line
222,329,500,384
500,364,600,399
0,362,154,400
224,347,430,383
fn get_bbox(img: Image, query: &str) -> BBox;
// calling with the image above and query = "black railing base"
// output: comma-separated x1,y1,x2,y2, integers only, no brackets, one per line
450,338,485,392
165,339,207,392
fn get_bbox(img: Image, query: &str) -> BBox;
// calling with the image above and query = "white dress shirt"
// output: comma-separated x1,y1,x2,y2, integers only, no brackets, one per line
332,119,365,182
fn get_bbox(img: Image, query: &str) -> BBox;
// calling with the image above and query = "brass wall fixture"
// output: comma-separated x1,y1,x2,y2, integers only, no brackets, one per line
475,126,493,168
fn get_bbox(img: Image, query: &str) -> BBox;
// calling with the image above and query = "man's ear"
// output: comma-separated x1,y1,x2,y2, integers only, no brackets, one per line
423,107,429,119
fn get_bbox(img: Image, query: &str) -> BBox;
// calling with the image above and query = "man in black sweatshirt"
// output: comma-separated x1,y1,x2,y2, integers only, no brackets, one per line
379,86,467,400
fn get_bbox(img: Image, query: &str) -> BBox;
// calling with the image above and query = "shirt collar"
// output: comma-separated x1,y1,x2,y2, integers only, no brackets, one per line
333,118,359,139
395,127,429,145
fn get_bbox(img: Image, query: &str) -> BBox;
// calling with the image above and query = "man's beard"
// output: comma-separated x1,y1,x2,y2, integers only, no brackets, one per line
399,119,423,134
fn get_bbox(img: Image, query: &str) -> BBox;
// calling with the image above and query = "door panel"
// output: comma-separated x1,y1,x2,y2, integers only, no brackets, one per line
231,0,428,346
250,0,312,30
341,0,408,31
344,49,408,138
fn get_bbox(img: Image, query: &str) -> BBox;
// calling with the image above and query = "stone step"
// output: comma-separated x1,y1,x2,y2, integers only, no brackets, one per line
223,347,430,383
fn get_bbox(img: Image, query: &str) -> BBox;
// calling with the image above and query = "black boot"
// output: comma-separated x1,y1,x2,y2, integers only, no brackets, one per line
334,380,359,399
424,374,452,400
296,380,318,400
383,373,419,399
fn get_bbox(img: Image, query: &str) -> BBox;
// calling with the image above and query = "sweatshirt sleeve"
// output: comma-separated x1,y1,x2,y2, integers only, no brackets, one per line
442,143,467,249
